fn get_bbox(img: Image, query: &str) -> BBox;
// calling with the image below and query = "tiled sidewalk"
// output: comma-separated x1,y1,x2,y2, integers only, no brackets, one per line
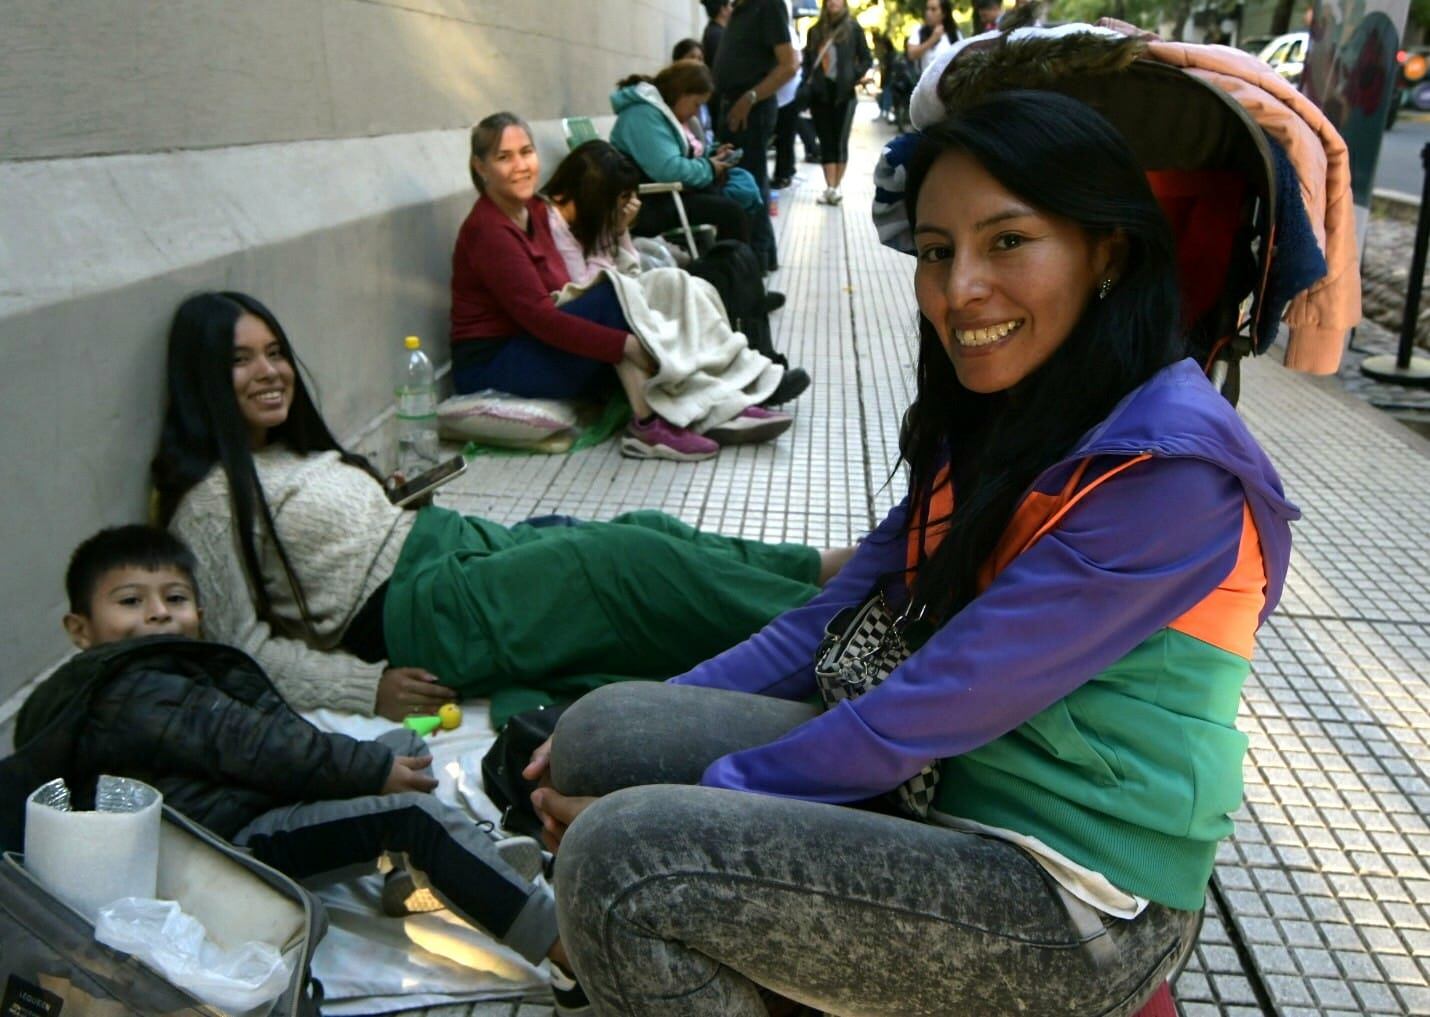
427,107,1429,1016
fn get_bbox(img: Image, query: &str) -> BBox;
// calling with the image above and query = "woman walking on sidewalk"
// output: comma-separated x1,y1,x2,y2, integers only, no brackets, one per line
803,0,872,205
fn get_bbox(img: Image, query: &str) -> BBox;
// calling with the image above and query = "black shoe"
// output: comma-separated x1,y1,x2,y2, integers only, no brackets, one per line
771,175,794,189
551,973,592,1015
764,291,786,313
760,367,811,407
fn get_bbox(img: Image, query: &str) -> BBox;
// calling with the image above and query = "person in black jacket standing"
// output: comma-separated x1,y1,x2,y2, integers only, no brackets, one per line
711,0,798,263
1,525,583,999
803,0,872,205
701,0,732,66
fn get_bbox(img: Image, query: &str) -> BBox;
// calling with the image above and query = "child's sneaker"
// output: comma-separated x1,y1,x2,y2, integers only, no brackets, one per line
494,834,545,882
621,416,719,462
380,866,445,916
705,406,793,446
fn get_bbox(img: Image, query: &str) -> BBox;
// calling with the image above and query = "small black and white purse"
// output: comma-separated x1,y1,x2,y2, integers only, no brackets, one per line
813,594,940,818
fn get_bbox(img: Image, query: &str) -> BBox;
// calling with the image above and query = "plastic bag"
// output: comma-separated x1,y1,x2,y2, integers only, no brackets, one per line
95,897,292,1013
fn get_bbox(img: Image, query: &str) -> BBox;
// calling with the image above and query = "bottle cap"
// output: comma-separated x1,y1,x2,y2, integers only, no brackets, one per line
404,335,421,350
403,714,442,736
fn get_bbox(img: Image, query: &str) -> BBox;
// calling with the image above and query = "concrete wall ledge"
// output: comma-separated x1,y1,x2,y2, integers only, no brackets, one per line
2,129,469,320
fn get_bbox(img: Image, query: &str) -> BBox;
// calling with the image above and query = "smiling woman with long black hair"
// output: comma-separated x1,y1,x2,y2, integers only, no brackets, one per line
524,91,1299,1016
151,291,847,723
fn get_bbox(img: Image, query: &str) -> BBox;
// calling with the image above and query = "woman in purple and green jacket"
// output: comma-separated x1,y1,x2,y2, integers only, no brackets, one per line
526,91,1298,1016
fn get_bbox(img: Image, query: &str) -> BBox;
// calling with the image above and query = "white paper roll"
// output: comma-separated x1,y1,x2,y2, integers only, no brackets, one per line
24,776,162,922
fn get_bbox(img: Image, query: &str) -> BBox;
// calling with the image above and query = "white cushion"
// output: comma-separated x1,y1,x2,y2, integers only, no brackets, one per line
436,391,579,450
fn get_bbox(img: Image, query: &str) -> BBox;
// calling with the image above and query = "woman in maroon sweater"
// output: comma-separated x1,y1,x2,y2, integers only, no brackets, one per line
450,112,720,461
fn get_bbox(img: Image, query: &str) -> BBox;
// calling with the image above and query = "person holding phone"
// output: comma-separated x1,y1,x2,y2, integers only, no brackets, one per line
610,61,779,271
154,291,852,724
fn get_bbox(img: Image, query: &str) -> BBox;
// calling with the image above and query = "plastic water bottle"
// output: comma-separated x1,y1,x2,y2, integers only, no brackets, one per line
396,335,439,475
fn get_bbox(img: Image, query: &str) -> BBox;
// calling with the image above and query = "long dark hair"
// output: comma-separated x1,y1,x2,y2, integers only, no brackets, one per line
811,0,852,44
900,90,1182,620
542,141,642,258
672,37,703,62
920,0,960,44
151,291,381,622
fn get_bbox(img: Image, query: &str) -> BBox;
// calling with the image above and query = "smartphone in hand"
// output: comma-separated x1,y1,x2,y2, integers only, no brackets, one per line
388,455,467,507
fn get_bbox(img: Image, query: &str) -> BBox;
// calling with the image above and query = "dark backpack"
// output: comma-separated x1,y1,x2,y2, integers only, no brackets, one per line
687,240,786,367
481,703,569,840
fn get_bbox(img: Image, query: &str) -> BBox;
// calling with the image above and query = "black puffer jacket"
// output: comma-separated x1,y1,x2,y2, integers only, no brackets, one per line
5,636,391,841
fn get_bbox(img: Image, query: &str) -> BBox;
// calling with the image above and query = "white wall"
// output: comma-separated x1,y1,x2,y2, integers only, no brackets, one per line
0,0,700,714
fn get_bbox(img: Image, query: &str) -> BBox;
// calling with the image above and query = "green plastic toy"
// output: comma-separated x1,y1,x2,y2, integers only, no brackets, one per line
403,714,442,737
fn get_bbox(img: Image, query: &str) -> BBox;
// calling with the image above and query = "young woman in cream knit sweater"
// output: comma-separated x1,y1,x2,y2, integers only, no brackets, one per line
153,292,842,722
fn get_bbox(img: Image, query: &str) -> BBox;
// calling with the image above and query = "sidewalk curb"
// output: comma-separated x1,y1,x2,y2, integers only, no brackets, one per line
1372,187,1420,221
1310,359,1430,459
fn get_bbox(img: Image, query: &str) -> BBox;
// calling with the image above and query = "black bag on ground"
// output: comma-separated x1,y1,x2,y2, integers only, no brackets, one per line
687,240,786,366
481,703,570,840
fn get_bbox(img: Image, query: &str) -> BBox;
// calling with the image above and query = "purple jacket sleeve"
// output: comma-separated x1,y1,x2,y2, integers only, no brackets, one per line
699,457,1248,802
670,499,912,699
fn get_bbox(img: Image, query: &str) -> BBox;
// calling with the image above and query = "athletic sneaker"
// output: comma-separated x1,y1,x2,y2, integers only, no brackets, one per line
817,187,843,206
492,834,546,882
380,867,444,916
705,406,793,446
621,416,719,461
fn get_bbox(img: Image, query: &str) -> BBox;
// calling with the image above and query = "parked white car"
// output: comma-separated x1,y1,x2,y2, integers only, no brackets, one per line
1257,31,1309,86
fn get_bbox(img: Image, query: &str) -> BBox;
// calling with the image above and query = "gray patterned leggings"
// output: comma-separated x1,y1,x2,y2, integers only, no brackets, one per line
549,682,1201,1017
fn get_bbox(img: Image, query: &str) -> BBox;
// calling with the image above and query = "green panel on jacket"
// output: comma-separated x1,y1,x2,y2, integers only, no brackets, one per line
934,628,1251,910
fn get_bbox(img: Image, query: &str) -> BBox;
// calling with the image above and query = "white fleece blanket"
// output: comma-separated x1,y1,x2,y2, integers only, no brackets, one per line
556,267,782,431
299,705,551,1015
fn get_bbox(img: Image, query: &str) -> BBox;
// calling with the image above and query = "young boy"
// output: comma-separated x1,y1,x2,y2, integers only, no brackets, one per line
0,525,576,989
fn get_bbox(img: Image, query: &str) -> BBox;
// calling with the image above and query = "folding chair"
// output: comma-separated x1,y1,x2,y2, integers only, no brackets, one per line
560,116,601,148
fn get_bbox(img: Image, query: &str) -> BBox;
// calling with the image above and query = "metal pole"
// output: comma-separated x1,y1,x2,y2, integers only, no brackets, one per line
1361,142,1430,386
1398,143,1430,369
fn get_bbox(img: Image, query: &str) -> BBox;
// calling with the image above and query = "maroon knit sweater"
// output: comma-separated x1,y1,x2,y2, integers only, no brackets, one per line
449,195,626,362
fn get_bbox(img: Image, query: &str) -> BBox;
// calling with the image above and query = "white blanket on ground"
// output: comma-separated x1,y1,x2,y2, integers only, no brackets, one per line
556,267,782,431
299,706,550,1015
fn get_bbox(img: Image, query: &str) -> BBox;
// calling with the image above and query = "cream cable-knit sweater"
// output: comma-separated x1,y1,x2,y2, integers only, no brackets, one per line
170,448,416,715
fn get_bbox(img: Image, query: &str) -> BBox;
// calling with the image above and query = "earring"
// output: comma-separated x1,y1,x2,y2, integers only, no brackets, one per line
1097,278,1112,300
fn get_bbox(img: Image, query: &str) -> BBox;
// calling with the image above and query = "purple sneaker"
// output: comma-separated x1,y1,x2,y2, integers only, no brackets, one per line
621,416,719,461
705,405,793,446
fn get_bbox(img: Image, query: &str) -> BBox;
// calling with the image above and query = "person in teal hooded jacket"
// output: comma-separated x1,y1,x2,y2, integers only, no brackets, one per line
610,61,779,270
